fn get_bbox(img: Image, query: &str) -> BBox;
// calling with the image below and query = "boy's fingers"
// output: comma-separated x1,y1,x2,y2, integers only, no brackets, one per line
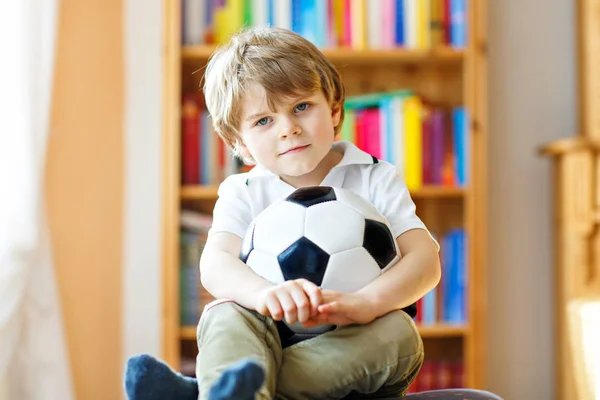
319,302,341,314
301,280,322,316
266,295,283,321
289,285,311,323
277,291,298,324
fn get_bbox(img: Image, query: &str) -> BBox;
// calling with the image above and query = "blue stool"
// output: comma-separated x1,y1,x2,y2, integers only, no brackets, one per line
124,354,503,399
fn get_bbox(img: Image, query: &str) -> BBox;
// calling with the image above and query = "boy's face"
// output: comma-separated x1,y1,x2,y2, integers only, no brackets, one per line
238,82,341,185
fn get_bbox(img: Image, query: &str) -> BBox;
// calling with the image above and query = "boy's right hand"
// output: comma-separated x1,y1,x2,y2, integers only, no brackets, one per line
254,279,322,325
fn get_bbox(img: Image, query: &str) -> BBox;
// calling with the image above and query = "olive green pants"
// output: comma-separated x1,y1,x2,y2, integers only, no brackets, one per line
196,300,423,400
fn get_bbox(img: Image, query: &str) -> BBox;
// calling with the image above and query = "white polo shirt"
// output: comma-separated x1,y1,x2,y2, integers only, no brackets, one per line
211,141,437,249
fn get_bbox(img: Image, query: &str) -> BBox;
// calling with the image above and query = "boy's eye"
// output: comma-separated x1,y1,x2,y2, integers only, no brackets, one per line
294,103,310,112
255,117,271,126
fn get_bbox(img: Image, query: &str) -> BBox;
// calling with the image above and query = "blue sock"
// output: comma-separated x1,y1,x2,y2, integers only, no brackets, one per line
124,354,198,400
208,358,265,400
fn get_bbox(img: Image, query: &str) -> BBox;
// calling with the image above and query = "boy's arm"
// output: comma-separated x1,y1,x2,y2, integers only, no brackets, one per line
200,231,322,322
356,228,441,318
200,231,273,310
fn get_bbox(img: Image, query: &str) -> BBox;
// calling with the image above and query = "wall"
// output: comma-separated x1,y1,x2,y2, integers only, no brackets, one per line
486,1,577,399
46,0,124,399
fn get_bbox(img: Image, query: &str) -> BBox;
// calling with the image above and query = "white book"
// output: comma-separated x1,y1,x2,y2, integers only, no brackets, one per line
252,0,269,27
403,0,417,49
183,0,205,45
274,0,291,30
367,0,382,49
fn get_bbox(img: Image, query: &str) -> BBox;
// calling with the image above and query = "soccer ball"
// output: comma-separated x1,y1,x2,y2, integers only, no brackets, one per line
239,186,400,334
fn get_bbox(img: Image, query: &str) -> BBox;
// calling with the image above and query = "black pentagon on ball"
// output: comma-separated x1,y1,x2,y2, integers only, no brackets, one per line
239,225,255,263
285,186,336,208
363,219,397,269
277,237,330,286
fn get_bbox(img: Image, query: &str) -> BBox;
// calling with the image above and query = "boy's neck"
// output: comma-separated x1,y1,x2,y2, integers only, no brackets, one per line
280,147,343,188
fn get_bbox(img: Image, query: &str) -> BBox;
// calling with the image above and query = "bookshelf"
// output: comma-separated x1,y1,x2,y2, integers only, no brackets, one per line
162,0,488,391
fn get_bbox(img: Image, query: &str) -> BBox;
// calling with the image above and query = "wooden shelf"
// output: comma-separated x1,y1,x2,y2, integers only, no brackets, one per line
165,0,488,388
418,324,469,338
179,323,468,341
182,45,464,65
180,185,220,200
180,184,465,201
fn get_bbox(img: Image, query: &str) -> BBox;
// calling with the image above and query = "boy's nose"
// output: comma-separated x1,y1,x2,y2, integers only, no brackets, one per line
279,118,301,138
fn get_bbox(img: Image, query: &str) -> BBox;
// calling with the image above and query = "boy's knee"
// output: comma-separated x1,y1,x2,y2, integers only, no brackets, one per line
197,301,269,341
374,310,423,360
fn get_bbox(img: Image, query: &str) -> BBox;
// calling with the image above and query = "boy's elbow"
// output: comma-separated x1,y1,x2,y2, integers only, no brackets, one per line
431,254,442,288
199,252,214,291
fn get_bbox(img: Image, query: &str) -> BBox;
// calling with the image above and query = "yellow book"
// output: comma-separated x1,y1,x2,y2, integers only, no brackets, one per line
403,96,423,190
417,0,431,49
430,0,444,47
214,7,227,44
214,0,244,44
351,0,366,49
333,0,345,47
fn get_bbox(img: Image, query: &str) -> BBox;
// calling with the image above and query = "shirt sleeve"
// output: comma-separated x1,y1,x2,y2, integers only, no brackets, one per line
209,174,252,239
369,162,440,250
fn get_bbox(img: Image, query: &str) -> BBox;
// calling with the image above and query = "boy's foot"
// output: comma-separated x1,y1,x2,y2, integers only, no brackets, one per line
208,358,265,400
124,354,198,400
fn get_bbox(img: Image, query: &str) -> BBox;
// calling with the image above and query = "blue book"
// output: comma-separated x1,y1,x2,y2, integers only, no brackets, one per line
422,287,437,325
395,0,404,46
441,231,455,323
452,107,468,186
267,0,275,26
450,0,467,48
455,229,467,323
291,0,303,34
314,0,327,48
446,228,467,324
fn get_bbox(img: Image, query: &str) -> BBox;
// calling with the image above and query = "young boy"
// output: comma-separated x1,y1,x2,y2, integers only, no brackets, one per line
198,26,440,399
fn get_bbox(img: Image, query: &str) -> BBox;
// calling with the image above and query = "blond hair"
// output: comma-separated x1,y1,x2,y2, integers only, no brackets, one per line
203,27,345,158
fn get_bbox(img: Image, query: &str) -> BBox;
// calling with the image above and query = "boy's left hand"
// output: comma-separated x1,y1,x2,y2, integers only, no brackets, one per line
301,290,378,328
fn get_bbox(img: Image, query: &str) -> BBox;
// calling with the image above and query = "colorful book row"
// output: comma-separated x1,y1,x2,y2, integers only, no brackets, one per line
406,358,464,393
182,0,467,50
181,94,243,185
341,91,469,190
415,229,467,325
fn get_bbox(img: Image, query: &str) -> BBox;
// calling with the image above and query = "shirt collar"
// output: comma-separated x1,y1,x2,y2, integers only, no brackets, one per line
247,140,375,178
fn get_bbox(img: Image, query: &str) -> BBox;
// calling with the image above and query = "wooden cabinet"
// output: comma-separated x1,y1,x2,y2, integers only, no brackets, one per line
160,0,488,389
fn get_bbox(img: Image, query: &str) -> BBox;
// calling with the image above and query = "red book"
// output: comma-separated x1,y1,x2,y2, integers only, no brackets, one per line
181,94,200,185
442,0,451,45
422,112,433,184
363,107,381,159
441,111,456,186
417,360,434,391
451,359,464,388
436,360,453,389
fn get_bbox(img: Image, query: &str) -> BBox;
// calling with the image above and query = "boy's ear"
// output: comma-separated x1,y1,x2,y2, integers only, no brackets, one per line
331,105,342,127
236,140,252,160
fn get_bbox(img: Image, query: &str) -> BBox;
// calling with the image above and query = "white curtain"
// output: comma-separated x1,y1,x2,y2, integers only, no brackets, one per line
0,1,75,399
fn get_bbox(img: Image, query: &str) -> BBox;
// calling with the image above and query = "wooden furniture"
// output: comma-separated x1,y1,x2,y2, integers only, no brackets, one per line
542,138,600,399
541,0,600,398
161,0,488,389
567,298,600,400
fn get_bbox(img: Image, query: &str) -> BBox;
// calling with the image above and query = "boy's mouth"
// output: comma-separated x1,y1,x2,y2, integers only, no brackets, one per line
280,144,310,155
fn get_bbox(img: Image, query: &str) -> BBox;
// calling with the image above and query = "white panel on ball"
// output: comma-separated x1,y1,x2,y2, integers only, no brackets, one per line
245,250,286,284
321,247,382,293
304,201,365,254
332,187,387,225
252,201,306,256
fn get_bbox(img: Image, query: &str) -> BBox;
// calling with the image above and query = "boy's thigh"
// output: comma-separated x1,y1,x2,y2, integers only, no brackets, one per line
196,300,283,399
196,299,275,347
277,310,424,399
